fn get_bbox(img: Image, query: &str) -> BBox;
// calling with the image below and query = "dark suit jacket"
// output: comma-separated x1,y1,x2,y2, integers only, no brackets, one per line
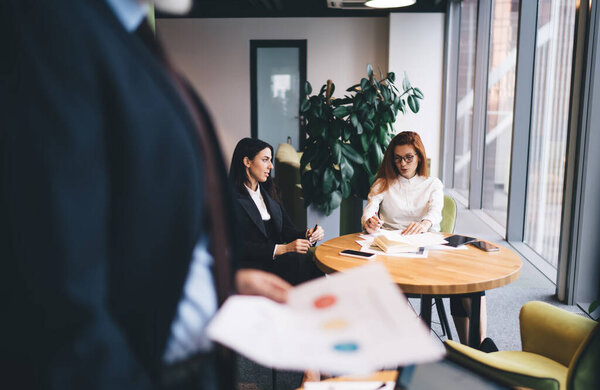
0,0,236,388
235,187,305,269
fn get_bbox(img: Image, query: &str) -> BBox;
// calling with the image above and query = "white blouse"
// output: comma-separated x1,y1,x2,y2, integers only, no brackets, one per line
361,175,444,232
245,184,271,220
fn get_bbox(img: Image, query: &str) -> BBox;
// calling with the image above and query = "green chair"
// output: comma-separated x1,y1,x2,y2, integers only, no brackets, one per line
444,301,599,390
434,195,458,340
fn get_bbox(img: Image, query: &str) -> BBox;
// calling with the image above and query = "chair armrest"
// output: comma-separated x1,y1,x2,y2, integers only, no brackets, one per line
520,301,596,366
444,341,562,390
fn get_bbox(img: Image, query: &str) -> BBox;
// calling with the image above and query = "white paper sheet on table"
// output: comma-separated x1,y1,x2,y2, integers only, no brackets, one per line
207,263,445,375
359,231,446,246
354,241,429,258
304,381,395,390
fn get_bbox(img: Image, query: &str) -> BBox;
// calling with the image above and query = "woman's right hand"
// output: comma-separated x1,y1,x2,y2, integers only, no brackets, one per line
365,215,383,233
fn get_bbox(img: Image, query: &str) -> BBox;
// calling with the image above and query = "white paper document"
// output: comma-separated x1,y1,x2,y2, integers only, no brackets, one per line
355,241,429,258
207,263,445,375
359,231,447,247
304,381,395,390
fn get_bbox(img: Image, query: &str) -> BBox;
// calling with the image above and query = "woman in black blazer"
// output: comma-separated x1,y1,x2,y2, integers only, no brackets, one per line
230,138,324,286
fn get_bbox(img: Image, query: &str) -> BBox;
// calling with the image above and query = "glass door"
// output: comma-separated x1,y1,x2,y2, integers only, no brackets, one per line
250,40,307,165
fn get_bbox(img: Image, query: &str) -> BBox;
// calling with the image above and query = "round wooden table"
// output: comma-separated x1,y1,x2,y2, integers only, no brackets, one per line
315,233,522,347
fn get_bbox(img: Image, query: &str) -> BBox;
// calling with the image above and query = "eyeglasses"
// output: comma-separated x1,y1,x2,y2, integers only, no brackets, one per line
394,154,416,164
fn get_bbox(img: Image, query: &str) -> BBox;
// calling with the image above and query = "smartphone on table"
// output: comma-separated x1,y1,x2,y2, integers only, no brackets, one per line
339,249,376,260
470,241,499,252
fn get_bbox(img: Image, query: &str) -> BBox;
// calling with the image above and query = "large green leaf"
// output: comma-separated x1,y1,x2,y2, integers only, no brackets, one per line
360,132,369,152
374,143,384,167
322,167,337,193
413,87,424,99
360,78,369,91
340,180,351,198
332,141,342,164
305,81,313,95
341,143,364,164
407,95,420,113
319,84,327,96
402,74,411,91
356,122,364,135
346,83,361,92
340,158,354,180
300,99,311,113
367,64,373,77
350,113,358,128
343,125,352,141
589,300,599,314
300,142,318,169
327,191,343,215
333,106,351,118
387,72,396,83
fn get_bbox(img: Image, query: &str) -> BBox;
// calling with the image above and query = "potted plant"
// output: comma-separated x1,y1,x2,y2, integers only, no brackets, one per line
300,64,423,216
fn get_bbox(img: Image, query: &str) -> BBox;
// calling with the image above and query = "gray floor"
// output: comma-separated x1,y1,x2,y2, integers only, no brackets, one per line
235,204,586,389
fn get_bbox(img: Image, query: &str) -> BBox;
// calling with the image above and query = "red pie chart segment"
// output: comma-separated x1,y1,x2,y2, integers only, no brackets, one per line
313,295,337,309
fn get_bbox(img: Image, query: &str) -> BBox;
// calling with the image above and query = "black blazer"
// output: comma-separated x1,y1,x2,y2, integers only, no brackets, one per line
235,187,305,269
0,0,236,387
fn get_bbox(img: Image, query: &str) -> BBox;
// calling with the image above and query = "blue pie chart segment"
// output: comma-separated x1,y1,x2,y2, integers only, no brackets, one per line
333,342,359,352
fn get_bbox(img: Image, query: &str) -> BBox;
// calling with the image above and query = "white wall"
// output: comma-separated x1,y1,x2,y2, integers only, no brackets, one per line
157,17,389,165
388,13,445,178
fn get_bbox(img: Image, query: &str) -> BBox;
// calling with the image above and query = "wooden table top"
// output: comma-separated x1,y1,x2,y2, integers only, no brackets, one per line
315,233,522,295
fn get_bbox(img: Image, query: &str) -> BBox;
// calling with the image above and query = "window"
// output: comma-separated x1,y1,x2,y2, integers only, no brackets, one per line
481,0,519,228
524,0,578,267
453,0,478,204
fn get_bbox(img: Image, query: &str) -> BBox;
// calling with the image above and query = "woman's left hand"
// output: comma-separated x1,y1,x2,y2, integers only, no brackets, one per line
402,220,432,235
306,225,325,244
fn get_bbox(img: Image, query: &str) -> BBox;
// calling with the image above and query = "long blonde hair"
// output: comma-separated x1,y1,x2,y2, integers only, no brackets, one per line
370,131,428,196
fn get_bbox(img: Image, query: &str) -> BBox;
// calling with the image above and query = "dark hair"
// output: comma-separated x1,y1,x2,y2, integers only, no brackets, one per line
229,137,279,201
371,131,428,195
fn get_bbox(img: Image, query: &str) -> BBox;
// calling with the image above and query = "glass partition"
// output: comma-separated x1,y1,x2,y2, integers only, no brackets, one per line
524,0,577,267
481,0,519,228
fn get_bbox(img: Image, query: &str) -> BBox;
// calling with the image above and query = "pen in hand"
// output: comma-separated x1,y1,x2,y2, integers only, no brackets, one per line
309,222,318,246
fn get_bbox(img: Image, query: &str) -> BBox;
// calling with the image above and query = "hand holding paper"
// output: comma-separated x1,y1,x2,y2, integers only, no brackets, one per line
208,263,445,375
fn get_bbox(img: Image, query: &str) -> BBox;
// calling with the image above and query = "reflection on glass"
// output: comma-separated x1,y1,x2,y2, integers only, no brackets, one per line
453,0,478,203
271,74,291,98
257,48,300,153
525,0,577,267
481,0,519,229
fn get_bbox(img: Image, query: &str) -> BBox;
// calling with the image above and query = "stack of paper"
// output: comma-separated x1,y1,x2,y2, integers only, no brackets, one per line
372,232,447,253
207,263,445,375
373,235,420,253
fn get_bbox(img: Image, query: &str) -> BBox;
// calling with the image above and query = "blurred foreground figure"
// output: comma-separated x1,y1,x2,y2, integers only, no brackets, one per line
0,1,291,389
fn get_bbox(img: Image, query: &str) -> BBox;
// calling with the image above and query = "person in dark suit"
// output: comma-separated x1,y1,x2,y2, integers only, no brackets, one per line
0,1,291,389
229,138,325,286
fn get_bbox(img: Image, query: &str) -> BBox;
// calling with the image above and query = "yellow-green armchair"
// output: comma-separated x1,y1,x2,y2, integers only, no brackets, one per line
444,301,599,390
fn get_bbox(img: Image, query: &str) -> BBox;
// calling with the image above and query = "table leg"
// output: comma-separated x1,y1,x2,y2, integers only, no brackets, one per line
468,293,481,348
420,295,432,330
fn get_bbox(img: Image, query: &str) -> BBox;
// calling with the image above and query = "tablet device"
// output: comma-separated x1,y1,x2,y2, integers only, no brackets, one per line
444,234,477,247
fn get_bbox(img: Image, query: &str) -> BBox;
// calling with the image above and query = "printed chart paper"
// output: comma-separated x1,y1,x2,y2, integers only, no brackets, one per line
207,263,445,375
304,381,395,390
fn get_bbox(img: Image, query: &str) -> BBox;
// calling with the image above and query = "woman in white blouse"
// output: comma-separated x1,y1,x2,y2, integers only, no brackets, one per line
361,131,488,347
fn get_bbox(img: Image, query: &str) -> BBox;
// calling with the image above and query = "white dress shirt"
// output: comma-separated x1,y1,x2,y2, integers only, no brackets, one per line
245,184,286,259
245,184,271,220
361,175,444,232
105,0,217,364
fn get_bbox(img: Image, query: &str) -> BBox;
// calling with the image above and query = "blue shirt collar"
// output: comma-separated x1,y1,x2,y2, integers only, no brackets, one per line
105,0,149,32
